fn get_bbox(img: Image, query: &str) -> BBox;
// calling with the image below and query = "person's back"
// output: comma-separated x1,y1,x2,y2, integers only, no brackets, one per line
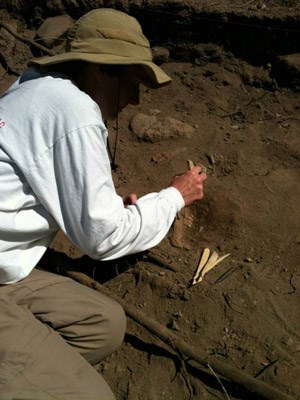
0,65,103,283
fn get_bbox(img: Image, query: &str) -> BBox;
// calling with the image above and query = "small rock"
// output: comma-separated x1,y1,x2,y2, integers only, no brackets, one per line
281,121,291,129
151,152,168,163
173,310,183,319
207,154,215,165
158,271,166,276
231,124,239,130
168,289,178,299
217,243,225,252
151,46,170,65
244,257,253,263
281,336,293,346
36,15,74,48
244,272,250,280
266,63,272,70
168,319,180,331
148,108,161,116
130,113,194,142
180,289,191,301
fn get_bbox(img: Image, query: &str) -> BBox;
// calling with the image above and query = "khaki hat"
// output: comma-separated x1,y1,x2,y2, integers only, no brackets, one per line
30,8,171,88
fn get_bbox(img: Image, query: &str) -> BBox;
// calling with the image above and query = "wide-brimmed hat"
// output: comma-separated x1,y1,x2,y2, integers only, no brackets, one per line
30,8,171,88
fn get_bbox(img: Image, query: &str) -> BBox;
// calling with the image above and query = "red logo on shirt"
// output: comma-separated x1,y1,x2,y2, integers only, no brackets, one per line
0,118,5,128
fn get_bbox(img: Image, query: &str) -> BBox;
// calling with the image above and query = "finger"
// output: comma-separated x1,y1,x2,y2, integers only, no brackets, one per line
189,166,207,177
190,165,202,174
123,195,131,206
124,194,138,205
198,172,208,182
130,194,138,204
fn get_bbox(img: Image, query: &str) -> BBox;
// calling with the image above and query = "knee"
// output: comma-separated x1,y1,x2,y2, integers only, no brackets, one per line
85,298,126,365
104,299,127,354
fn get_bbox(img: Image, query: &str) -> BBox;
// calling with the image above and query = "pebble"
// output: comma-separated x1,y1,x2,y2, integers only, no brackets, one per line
168,290,178,299
207,154,215,164
168,319,180,331
173,310,183,319
151,46,170,65
244,272,250,280
281,336,293,346
180,290,191,301
281,121,291,128
149,108,161,116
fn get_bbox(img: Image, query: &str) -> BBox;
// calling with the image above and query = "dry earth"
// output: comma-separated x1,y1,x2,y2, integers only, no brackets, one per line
0,1,299,399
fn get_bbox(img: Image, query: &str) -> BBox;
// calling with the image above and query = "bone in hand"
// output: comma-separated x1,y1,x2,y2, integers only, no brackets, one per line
187,159,207,173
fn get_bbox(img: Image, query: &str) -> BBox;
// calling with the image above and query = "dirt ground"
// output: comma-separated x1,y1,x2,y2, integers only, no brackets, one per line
0,1,299,399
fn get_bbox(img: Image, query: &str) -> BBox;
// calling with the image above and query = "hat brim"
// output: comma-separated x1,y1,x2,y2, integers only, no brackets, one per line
30,52,171,89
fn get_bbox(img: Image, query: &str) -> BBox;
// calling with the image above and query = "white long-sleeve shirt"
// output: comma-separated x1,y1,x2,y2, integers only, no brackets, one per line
0,66,184,284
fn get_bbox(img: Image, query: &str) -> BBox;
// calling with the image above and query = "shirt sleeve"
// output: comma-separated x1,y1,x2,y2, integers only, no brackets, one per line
26,123,185,260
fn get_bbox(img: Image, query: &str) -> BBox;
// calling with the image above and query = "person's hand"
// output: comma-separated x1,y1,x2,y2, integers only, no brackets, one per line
123,193,138,206
170,166,207,206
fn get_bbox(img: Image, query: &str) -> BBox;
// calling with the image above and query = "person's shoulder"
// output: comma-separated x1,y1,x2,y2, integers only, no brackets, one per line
20,67,94,108
21,67,101,124
38,74,92,108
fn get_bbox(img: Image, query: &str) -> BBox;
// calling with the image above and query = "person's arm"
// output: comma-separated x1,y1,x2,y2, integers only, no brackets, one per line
27,123,199,260
170,165,206,206
123,165,207,208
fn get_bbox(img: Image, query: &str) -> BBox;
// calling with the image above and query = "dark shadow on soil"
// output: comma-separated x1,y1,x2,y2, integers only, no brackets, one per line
124,333,265,400
37,248,144,283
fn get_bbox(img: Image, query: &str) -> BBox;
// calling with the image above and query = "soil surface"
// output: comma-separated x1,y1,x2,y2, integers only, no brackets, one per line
0,1,299,400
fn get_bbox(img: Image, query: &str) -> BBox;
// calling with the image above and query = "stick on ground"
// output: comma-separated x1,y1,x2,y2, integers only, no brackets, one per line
0,22,56,56
64,268,292,400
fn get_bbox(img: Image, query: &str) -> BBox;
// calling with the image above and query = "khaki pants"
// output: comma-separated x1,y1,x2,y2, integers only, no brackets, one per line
0,268,126,399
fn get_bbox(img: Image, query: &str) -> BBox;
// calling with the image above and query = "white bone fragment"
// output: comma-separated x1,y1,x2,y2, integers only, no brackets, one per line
192,247,210,285
198,252,230,283
187,159,207,173
187,159,195,170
